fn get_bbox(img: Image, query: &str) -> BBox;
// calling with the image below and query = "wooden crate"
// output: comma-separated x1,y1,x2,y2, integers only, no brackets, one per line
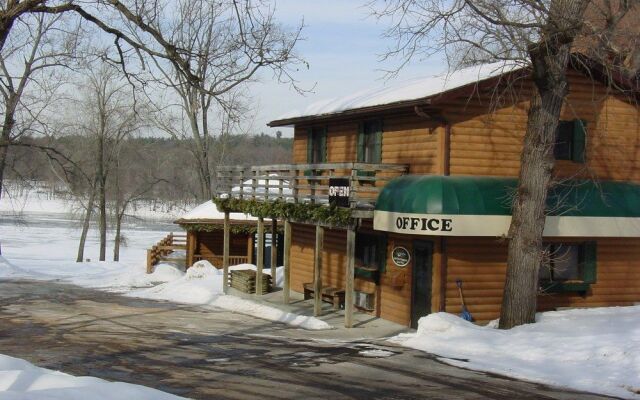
230,269,272,294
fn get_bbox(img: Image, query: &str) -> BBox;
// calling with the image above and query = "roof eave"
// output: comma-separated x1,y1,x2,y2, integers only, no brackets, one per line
267,98,433,127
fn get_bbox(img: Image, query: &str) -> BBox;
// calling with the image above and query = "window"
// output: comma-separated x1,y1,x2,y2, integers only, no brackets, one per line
539,242,597,293
305,127,327,177
357,120,382,164
354,233,387,282
554,119,587,163
306,126,327,164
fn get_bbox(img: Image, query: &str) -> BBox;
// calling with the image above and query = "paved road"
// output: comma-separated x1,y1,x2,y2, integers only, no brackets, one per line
0,280,611,399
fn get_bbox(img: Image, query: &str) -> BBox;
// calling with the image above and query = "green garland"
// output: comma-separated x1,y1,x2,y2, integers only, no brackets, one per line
213,197,353,226
179,223,262,234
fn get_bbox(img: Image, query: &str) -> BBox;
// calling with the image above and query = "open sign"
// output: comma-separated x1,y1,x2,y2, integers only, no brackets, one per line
329,178,350,207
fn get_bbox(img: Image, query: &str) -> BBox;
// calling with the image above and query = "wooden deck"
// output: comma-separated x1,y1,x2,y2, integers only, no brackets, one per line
215,162,408,212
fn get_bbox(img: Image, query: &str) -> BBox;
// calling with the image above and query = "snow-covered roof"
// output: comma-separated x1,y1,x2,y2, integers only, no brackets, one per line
272,62,525,124
176,200,258,223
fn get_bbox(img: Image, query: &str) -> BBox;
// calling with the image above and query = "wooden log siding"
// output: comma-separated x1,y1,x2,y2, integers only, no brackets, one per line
289,223,413,325
195,231,250,265
445,237,640,324
292,71,640,183
294,116,441,175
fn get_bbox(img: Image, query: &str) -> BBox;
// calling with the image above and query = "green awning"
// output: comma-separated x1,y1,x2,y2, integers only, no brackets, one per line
373,176,640,237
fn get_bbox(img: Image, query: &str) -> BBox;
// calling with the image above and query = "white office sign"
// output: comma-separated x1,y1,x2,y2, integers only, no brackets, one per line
373,210,640,237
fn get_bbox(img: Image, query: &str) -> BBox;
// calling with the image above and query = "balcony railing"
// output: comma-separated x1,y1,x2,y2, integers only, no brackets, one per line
215,163,409,210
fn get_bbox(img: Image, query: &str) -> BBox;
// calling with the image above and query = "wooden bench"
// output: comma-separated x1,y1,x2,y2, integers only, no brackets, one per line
303,282,345,310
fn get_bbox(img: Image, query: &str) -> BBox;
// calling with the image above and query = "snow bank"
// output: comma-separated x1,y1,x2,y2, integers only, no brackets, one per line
129,261,329,330
0,353,183,400
392,309,640,399
277,62,523,120
211,296,330,330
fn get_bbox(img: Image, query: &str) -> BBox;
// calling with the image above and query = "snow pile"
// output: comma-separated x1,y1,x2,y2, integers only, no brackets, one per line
392,309,640,399
178,200,257,221
211,296,330,330
129,261,329,330
0,353,183,400
277,62,524,120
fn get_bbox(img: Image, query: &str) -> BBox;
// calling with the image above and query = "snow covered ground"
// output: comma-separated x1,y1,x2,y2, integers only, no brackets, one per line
0,353,183,400
0,181,191,221
0,209,329,398
392,310,640,399
0,212,329,330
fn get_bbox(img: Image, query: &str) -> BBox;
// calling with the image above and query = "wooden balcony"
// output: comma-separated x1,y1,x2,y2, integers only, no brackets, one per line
215,163,409,214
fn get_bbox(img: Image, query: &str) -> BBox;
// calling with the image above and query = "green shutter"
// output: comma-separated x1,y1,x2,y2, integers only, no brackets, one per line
305,128,313,176
572,119,587,163
373,119,383,163
582,241,597,284
357,123,365,162
320,126,327,162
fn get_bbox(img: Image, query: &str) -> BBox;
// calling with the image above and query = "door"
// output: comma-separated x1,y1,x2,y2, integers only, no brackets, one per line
411,240,433,329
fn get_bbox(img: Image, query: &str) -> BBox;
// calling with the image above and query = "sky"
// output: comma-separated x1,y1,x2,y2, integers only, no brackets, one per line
251,0,445,137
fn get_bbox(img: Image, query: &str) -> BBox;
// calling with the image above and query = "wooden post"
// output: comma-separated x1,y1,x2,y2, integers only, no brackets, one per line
270,218,277,282
223,211,230,295
256,217,265,296
313,224,324,316
345,225,356,328
247,234,254,264
146,249,153,274
283,220,292,303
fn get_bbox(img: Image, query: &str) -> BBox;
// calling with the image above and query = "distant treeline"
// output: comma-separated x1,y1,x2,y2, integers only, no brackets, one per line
4,133,292,203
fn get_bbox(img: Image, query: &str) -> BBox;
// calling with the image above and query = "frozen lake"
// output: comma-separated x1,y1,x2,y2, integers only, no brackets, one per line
0,211,175,273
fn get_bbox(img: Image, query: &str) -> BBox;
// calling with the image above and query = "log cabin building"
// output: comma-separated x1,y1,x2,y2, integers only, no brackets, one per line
175,200,282,269
214,57,640,328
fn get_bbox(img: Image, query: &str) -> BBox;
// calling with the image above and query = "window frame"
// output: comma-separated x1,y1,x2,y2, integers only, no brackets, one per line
554,119,587,163
354,232,387,282
539,241,597,294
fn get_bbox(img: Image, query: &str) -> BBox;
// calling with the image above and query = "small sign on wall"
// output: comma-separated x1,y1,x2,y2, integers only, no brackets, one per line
391,246,410,267
328,178,350,207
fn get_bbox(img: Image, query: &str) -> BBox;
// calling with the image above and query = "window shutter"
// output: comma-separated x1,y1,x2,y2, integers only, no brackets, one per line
357,122,366,162
320,126,328,162
572,119,587,163
582,241,597,284
373,120,383,163
305,128,313,176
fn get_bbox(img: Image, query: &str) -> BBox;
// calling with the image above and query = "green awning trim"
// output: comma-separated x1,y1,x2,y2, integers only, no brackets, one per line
375,175,640,218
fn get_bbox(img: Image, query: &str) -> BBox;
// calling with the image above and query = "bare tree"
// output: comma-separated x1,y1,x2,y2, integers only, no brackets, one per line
0,12,73,198
71,63,143,261
371,0,639,328
146,0,303,200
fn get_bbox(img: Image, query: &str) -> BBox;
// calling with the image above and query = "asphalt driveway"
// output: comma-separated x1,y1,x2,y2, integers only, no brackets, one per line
0,280,611,399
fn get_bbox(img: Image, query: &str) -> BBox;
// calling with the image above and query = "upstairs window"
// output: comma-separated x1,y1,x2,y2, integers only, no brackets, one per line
357,120,382,164
306,126,327,164
554,119,587,163
539,242,596,293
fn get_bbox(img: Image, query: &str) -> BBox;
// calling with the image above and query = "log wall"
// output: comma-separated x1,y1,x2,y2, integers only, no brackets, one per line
196,231,250,259
292,71,640,182
293,115,440,175
444,237,640,324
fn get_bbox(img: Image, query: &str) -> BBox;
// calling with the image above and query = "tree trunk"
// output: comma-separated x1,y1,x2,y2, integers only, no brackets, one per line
499,48,571,329
113,211,123,262
97,134,107,262
77,182,98,262
0,96,18,200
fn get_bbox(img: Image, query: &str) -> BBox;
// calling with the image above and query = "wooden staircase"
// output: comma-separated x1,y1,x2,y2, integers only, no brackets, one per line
146,233,187,273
